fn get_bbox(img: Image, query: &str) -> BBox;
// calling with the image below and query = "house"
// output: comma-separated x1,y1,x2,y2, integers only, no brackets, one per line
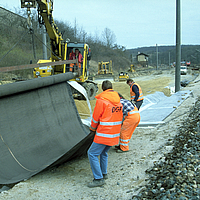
136,52,149,67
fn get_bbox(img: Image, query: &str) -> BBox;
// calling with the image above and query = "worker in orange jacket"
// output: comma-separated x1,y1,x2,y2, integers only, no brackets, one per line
87,80,123,188
126,78,144,110
115,93,140,153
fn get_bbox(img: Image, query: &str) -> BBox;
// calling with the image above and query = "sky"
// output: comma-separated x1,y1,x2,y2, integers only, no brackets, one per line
1,0,200,49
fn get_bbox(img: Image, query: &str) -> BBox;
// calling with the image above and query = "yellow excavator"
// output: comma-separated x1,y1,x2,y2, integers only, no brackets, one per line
128,64,135,72
21,0,98,100
118,71,129,81
97,60,113,75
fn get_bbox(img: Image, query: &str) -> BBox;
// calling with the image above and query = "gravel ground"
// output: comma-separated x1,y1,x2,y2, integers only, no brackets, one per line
0,72,199,200
133,95,200,199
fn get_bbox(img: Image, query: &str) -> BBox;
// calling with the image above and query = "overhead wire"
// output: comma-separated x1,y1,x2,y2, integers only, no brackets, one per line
32,31,61,60
0,30,29,63
0,28,61,65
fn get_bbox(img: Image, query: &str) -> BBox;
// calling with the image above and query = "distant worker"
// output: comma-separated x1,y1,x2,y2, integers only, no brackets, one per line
69,48,83,72
87,80,123,188
115,93,140,153
126,78,144,110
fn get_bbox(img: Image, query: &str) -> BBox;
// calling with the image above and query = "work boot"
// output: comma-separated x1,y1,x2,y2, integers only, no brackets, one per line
114,145,120,150
87,179,105,188
103,174,108,179
116,149,129,153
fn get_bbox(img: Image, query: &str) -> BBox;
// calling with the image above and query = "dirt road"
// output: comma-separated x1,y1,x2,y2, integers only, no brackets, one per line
76,68,195,117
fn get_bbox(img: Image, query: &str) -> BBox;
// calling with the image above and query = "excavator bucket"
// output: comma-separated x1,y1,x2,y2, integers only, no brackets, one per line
0,73,93,184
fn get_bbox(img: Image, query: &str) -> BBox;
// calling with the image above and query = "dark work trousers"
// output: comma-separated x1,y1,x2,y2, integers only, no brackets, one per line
135,100,143,110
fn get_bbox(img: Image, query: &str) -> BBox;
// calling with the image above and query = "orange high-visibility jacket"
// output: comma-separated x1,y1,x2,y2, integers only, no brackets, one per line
69,52,83,71
130,82,144,101
69,52,83,63
90,89,123,146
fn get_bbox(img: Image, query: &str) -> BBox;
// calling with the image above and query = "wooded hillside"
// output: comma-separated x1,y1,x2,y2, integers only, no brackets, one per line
0,6,199,76
0,7,130,74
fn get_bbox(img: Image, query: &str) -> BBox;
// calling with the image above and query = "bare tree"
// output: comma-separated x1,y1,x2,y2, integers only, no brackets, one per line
79,26,87,43
101,27,116,48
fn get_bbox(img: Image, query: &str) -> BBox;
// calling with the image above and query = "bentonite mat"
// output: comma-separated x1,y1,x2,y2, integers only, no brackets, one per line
0,73,93,184
139,90,191,127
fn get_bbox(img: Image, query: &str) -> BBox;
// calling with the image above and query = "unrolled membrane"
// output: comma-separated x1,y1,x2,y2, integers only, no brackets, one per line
0,73,93,184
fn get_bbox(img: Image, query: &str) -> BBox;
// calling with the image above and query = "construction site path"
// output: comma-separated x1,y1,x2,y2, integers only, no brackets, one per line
0,69,199,200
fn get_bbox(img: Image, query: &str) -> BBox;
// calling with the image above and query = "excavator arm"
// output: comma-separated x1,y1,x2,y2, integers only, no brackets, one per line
21,0,63,60
21,0,98,100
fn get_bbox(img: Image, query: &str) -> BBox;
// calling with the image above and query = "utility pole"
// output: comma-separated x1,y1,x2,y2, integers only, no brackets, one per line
196,49,200,64
156,44,158,70
42,25,47,60
175,0,181,92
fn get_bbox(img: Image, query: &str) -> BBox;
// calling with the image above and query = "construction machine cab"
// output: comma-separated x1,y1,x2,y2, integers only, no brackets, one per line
65,43,91,82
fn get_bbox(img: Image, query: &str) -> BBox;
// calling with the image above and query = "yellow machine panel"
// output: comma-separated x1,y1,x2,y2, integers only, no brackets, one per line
33,59,53,78
119,72,129,81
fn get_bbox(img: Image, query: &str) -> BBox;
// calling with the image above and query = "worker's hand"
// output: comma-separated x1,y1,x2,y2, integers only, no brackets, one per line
90,130,96,135
89,130,96,140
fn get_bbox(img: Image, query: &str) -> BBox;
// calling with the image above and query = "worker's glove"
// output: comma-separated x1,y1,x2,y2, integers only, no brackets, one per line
131,100,136,104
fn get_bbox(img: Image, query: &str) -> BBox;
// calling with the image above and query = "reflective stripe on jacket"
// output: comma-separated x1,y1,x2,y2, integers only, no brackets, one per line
69,63,81,71
130,82,144,101
128,110,140,115
90,89,123,146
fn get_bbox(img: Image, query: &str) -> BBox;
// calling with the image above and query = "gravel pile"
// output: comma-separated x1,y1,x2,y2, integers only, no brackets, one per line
133,97,200,200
